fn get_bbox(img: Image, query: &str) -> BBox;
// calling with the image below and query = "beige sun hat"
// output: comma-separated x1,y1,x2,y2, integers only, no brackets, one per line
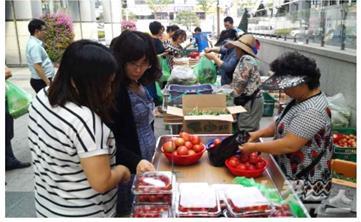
227,34,258,57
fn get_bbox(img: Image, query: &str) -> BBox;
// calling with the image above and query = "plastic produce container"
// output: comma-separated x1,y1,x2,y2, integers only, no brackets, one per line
132,171,175,204
131,204,172,217
176,183,221,217
332,128,356,162
262,92,276,117
166,84,213,106
224,186,272,217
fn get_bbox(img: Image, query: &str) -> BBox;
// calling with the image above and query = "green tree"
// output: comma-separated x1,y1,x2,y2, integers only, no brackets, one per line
146,0,173,19
175,11,200,31
197,0,215,15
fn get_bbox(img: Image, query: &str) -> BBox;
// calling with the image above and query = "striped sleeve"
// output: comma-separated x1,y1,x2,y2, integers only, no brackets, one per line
70,109,110,158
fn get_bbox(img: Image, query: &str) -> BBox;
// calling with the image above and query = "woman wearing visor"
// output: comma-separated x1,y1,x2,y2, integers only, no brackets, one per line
239,52,333,202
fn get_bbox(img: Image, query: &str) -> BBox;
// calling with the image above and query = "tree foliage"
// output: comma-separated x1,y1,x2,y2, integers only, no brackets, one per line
197,0,215,15
175,11,200,31
146,0,173,16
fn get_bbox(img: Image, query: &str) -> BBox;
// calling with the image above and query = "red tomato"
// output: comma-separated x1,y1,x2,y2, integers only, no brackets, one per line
179,132,190,141
163,141,175,152
172,150,178,156
175,138,185,147
237,163,246,170
239,153,249,163
249,155,259,164
177,146,189,155
256,161,266,169
188,150,196,156
214,138,222,145
184,141,193,149
229,159,239,167
192,144,204,153
190,135,201,145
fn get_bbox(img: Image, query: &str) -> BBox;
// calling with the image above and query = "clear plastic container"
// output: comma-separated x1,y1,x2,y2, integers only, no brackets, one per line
269,204,294,217
211,184,243,210
176,183,221,217
132,171,175,204
131,204,172,218
224,186,272,217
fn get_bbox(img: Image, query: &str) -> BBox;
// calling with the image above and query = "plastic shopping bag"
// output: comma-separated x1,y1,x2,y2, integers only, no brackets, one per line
158,55,171,83
208,131,250,167
193,56,217,84
6,80,32,118
327,93,351,128
155,81,163,104
168,66,198,85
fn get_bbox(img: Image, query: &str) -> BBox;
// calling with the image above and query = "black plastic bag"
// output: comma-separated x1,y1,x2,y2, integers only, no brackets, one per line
207,131,250,167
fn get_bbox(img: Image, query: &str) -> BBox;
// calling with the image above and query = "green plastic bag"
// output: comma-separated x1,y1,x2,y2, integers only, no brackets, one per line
158,55,171,83
6,80,32,118
233,176,307,218
155,81,163,104
193,56,217,84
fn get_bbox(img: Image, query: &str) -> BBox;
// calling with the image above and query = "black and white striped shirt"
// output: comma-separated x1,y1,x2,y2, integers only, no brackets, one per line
28,88,117,217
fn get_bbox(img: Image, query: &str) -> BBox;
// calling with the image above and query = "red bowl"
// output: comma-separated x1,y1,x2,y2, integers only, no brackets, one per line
225,158,267,178
161,145,205,166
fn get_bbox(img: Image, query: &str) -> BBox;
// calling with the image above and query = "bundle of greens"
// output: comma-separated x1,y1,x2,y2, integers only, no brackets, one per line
187,107,228,116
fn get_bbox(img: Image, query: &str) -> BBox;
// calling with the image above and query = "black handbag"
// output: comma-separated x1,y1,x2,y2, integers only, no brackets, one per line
207,131,250,167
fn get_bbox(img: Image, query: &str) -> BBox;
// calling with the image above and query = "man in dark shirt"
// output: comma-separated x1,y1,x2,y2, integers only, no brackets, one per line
215,16,238,47
146,21,166,107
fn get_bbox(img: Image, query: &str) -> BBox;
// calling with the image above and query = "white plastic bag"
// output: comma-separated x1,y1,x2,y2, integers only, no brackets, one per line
327,93,351,128
167,66,197,85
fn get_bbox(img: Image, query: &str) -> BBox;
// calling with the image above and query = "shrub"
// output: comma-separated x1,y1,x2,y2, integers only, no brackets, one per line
41,13,75,63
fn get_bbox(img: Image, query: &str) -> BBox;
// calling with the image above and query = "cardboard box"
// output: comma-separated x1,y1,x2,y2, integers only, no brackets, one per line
331,159,356,188
166,94,246,134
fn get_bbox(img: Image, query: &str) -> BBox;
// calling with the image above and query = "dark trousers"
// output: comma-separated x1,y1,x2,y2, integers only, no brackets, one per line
30,78,52,93
5,102,16,166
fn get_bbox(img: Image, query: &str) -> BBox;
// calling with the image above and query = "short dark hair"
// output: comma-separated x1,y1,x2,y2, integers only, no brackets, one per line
111,30,161,86
172,29,187,41
28,19,46,35
48,40,118,122
194,27,201,32
149,21,163,35
166,25,180,33
270,51,321,89
224,16,233,24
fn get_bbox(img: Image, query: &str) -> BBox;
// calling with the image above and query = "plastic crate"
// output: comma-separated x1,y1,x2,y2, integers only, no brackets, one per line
166,84,213,106
262,92,276,117
332,128,356,162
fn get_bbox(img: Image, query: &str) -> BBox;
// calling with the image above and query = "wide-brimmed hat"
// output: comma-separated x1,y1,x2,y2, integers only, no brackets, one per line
227,34,258,57
261,72,307,90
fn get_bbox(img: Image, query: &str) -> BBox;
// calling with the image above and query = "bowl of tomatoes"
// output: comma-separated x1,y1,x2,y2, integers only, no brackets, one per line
161,132,206,166
225,153,267,178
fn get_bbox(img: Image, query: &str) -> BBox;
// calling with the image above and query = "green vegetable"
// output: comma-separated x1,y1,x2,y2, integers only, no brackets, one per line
187,107,228,116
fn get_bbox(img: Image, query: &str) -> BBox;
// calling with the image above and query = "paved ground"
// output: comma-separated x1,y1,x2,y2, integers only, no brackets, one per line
4,67,274,217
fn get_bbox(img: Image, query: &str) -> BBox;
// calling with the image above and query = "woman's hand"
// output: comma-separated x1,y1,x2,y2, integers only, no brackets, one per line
238,142,255,153
204,48,212,53
136,159,155,175
204,52,216,60
248,131,262,142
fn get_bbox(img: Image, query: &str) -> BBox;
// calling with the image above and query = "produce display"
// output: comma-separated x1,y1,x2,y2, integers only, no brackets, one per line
224,187,272,217
188,51,200,60
176,183,221,217
132,171,174,204
333,133,356,148
271,204,293,217
131,204,171,218
225,153,267,178
161,132,205,165
187,107,228,116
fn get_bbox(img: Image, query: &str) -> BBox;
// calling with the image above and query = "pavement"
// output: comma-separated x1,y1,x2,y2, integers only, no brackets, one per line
4,67,274,217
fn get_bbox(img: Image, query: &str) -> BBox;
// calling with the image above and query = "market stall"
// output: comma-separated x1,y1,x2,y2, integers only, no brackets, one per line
129,134,310,218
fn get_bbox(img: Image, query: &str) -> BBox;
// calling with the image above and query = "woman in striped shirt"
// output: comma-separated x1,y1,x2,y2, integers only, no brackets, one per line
28,40,131,217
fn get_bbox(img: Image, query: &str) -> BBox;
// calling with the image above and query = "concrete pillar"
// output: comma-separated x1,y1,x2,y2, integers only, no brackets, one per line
13,0,33,20
79,0,96,22
31,0,42,18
